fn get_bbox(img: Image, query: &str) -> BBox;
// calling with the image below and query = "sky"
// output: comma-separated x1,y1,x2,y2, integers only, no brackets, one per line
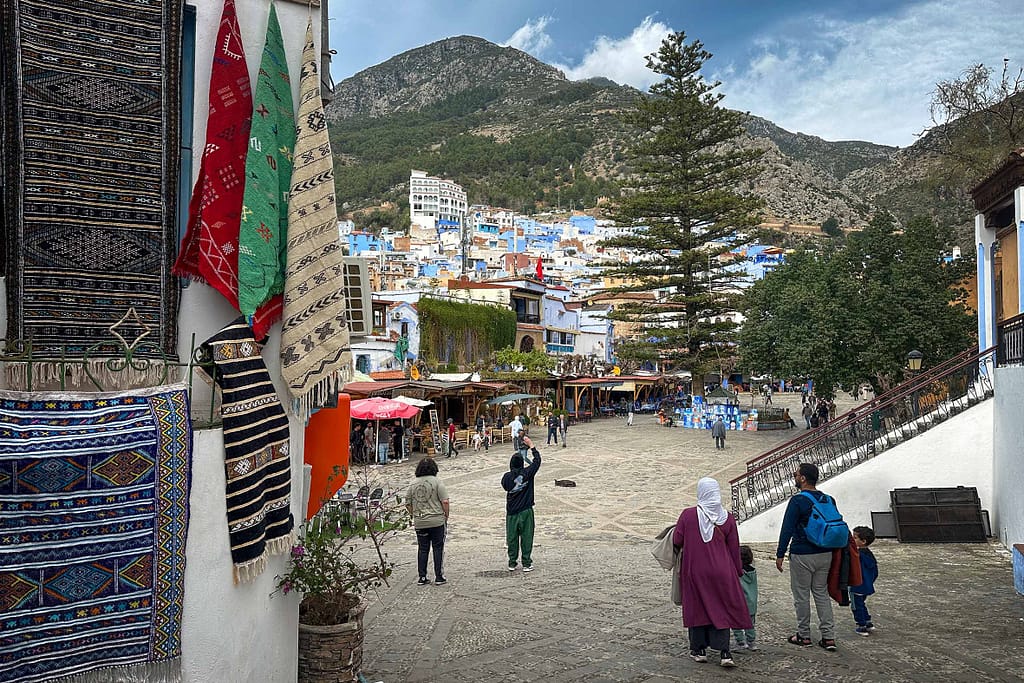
327,0,1018,148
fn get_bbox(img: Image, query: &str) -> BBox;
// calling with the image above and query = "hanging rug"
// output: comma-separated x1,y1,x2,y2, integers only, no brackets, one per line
1,0,182,386
0,384,193,683
200,316,293,582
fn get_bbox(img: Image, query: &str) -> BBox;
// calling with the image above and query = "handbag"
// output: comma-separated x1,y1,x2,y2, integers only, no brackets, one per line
652,524,683,606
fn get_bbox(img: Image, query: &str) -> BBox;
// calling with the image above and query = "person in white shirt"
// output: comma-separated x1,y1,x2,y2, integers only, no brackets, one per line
510,414,523,450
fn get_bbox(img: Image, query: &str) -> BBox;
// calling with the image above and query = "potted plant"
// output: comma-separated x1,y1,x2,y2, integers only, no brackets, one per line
276,467,408,683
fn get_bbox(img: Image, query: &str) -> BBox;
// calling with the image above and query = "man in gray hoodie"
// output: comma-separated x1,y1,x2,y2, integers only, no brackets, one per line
501,436,542,572
712,416,727,449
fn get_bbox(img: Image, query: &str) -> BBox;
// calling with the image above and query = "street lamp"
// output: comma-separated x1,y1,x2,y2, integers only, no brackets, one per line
906,349,924,373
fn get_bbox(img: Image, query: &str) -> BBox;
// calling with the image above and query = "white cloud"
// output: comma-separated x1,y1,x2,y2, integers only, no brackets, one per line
715,0,1017,146
504,16,554,56
553,16,674,90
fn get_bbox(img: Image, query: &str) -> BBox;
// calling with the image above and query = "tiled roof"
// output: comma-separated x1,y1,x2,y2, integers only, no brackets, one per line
369,370,406,380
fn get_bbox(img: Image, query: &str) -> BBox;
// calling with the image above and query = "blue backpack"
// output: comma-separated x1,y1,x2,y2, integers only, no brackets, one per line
800,491,850,549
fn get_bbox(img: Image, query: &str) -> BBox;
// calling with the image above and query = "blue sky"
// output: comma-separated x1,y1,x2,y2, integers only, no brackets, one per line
328,0,1017,147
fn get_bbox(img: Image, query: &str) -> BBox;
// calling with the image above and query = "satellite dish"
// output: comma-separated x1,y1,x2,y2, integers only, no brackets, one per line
410,365,421,380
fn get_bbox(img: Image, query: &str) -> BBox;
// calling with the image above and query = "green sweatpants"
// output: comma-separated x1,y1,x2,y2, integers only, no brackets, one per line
506,508,535,568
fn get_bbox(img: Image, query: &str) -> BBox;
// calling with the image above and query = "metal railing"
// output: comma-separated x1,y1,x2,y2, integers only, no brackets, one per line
0,308,219,427
729,346,996,521
997,312,1024,367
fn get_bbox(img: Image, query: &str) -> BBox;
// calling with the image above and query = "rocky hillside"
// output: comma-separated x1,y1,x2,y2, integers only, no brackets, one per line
326,35,983,241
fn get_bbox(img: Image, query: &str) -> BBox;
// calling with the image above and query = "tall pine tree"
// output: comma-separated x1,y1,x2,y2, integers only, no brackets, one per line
602,32,763,373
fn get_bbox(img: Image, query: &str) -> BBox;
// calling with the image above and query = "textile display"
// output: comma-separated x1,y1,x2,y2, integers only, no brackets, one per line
238,3,294,328
201,316,292,582
0,384,193,683
282,22,353,417
173,0,281,339
1,0,181,380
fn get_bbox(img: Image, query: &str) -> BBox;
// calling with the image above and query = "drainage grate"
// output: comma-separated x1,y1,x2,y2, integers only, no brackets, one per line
475,570,514,577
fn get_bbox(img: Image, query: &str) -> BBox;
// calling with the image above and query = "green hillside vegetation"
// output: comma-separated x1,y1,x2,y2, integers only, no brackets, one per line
330,86,620,215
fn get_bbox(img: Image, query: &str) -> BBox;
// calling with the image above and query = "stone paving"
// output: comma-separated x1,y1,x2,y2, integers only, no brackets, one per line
354,393,1024,682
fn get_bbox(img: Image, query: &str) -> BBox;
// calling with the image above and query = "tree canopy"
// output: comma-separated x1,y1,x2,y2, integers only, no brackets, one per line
739,213,975,397
600,31,764,373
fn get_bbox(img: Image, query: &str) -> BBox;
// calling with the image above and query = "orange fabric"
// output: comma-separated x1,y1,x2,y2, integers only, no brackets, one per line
303,393,351,520
827,536,863,603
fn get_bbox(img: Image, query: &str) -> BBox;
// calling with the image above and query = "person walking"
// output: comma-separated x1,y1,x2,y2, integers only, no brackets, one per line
801,402,812,429
502,435,541,572
711,416,727,450
363,424,375,465
445,418,458,458
350,422,364,464
406,457,449,585
558,412,568,448
776,462,839,651
672,477,751,668
626,407,634,426
546,412,559,446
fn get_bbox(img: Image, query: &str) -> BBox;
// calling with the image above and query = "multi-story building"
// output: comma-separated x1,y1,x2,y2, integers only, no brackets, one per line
409,169,467,234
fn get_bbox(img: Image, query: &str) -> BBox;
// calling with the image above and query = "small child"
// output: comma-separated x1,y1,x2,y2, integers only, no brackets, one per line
732,545,759,651
851,526,879,636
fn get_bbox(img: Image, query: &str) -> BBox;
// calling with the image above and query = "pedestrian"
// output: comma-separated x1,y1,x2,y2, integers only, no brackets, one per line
801,402,812,429
546,412,559,445
391,419,405,463
558,412,568,448
850,526,879,636
627,407,634,426
817,400,829,425
776,462,839,651
711,416,727,450
784,408,796,429
350,422,364,464
731,545,759,651
672,477,751,668
502,435,541,572
363,423,375,464
405,457,449,586
377,423,392,465
445,418,458,458
510,414,524,450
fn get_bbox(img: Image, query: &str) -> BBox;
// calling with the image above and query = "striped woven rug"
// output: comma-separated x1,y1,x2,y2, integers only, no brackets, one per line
1,0,182,376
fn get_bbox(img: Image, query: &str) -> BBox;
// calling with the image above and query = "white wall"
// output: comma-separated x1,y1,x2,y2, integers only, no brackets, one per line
993,366,1024,548
738,400,994,543
181,430,300,683
180,1,321,680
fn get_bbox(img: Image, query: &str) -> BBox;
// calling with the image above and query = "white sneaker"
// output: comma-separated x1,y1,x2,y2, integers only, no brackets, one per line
689,652,708,663
523,565,534,572
720,655,736,668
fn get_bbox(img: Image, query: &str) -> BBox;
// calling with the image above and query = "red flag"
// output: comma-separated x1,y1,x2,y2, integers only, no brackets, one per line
536,257,543,281
173,0,279,338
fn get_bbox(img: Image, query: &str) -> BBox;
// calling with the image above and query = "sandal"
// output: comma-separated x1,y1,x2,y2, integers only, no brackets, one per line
787,634,813,646
818,638,837,651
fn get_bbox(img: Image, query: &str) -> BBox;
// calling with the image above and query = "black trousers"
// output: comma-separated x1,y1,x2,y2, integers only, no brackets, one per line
688,625,730,654
416,524,445,579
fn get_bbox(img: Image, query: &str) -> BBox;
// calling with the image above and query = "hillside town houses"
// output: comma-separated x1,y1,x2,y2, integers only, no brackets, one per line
342,170,789,377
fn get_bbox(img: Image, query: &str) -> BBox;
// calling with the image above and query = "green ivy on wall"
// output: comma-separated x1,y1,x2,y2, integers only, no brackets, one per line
418,297,516,369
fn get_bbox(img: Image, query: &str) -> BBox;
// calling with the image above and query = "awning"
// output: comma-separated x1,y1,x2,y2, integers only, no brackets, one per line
486,393,540,406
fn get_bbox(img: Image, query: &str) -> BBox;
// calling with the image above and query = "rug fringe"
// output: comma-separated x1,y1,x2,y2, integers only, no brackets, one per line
233,553,268,584
3,359,177,392
50,657,180,683
291,366,356,421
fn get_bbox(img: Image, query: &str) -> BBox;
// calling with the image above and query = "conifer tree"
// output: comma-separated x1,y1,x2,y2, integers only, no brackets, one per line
602,32,763,372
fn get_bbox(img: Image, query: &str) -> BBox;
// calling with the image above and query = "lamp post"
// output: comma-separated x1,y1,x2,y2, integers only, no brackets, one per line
906,349,924,373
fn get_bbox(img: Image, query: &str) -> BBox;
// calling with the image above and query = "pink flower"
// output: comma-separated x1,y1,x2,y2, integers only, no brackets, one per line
291,544,306,558
282,580,293,595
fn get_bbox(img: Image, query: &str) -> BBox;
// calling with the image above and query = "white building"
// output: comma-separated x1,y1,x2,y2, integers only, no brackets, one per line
409,169,467,234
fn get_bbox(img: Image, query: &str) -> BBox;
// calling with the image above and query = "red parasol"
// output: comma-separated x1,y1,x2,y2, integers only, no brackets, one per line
350,396,421,420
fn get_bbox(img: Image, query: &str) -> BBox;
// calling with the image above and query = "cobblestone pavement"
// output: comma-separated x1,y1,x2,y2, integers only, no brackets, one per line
356,393,1024,682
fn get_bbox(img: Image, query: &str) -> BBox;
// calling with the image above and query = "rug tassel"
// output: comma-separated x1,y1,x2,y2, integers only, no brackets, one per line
3,359,174,391
51,657,181,683
233,553,268,584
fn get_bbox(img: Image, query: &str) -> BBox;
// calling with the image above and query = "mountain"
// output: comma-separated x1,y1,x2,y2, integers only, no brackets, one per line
325,35,981,241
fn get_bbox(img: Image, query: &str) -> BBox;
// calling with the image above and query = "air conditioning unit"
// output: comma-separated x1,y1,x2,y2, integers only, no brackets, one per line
391,311,402,322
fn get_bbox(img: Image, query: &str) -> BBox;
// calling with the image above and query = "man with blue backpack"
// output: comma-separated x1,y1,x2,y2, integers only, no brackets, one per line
775,462,850,652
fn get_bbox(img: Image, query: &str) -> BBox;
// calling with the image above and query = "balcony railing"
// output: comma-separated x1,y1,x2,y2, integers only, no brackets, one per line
516,314,540,325
729,345,996,522
997,312,1024,367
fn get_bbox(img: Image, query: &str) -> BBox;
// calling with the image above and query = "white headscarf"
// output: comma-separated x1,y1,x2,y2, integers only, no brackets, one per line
696,477,729,543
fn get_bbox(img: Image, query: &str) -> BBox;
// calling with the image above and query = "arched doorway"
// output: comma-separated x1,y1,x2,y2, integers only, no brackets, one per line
519,335,534,352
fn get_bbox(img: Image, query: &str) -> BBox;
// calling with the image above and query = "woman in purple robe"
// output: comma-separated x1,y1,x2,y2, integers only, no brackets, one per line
672,477,752,668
